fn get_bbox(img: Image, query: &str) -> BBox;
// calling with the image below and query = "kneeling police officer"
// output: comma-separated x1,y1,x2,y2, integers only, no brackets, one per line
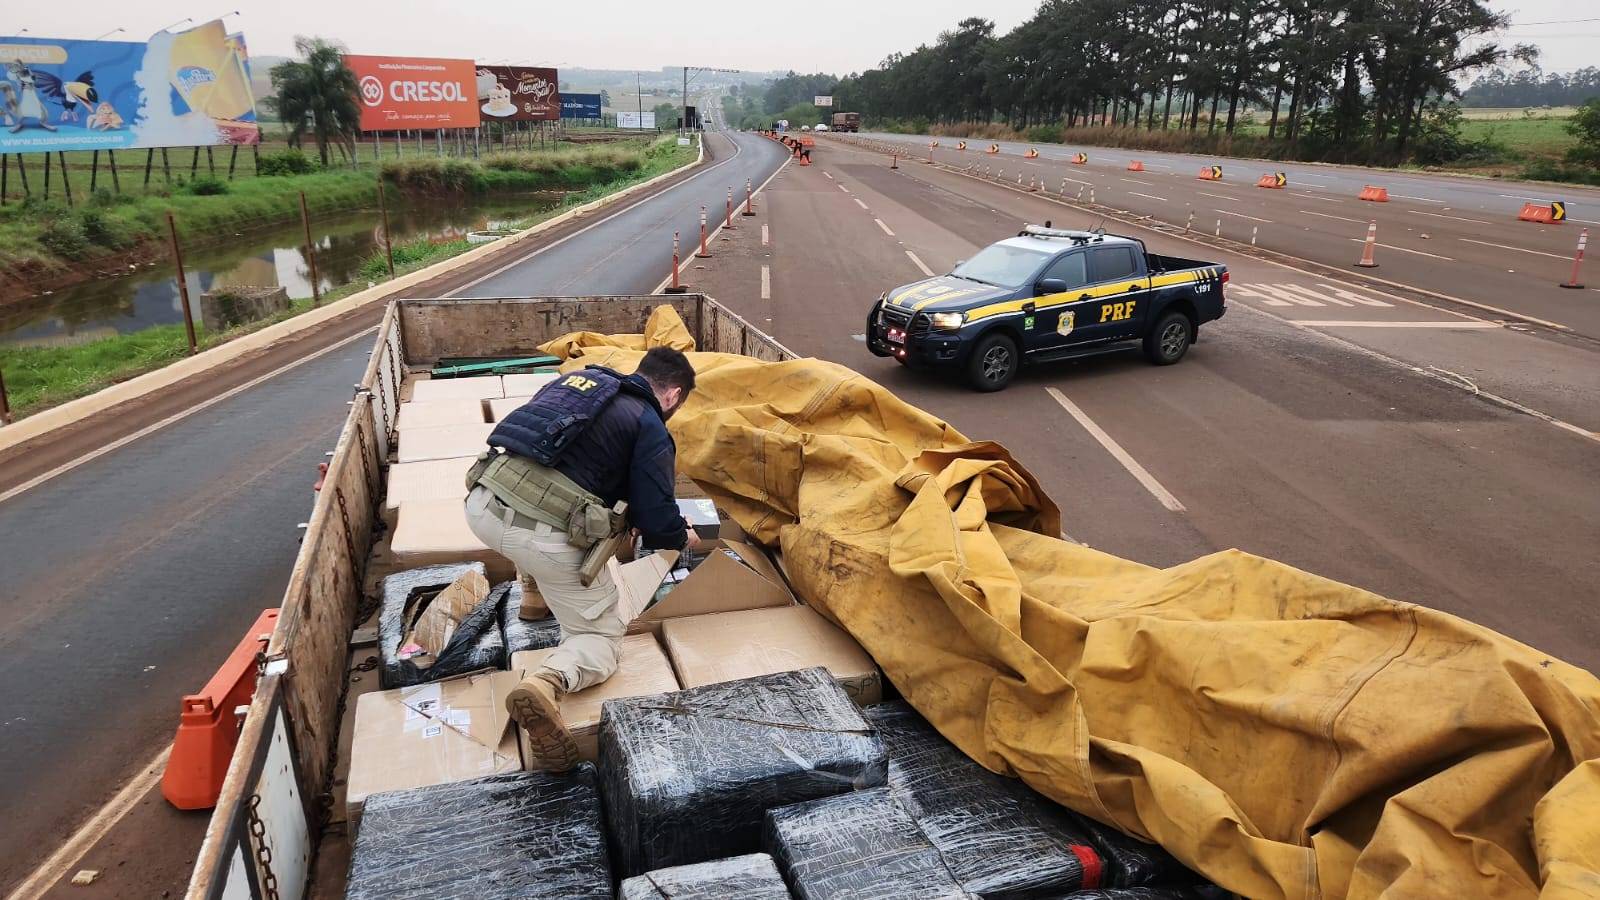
463,346,700,771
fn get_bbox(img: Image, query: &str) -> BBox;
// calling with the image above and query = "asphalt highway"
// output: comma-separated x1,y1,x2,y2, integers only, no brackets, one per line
846,131,1600,338
689,135,1599,674
0,123,789,898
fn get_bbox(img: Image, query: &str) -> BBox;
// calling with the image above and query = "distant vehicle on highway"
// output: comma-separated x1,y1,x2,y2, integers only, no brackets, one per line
815,123,830,131
831,111,861,132
800,124,812,131
867,225,1228,390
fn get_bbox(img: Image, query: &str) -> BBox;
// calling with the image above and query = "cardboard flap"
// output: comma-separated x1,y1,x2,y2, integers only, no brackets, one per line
612,551,678,623
397,670,514,752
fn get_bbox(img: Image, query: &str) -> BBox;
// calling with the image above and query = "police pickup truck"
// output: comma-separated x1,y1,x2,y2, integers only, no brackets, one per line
867,225,1228,391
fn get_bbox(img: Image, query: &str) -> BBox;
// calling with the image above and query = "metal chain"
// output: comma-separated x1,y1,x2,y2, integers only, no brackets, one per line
334,488,360,584
370,373,391,450
354,421,378,504
246,794,281,900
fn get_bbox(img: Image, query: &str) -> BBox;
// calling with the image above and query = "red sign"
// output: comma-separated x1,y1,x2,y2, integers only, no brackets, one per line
345,55,479,131
474,66,560,122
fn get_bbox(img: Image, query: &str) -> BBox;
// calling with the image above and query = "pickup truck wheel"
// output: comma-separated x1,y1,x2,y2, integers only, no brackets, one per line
966,333,1019,391
1145,312,1192,365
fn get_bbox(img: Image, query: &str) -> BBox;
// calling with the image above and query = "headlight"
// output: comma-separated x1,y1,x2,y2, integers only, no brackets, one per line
928,311,965,329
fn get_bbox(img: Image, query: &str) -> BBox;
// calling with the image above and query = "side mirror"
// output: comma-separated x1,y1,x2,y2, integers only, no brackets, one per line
950,260,966,272
1037,277,1069,295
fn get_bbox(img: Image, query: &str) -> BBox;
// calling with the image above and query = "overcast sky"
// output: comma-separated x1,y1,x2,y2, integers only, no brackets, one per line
8,0,1595,77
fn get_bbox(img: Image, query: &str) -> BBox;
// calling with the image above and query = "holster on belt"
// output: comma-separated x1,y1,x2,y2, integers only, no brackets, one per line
577,501,630,587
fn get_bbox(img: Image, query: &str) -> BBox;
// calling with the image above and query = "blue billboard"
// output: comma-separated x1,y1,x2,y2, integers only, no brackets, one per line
0,20,260,155
559,93,603,119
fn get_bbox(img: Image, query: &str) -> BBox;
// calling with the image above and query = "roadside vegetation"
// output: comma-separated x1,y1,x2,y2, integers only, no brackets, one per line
729,2,1600,185
0,135,697,419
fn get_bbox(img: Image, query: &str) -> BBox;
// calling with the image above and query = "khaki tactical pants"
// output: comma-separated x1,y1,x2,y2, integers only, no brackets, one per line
464,486,623,692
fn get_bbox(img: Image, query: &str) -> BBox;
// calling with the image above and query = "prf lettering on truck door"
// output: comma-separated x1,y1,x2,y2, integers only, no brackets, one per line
1100,301,1137,323
561,375,600,391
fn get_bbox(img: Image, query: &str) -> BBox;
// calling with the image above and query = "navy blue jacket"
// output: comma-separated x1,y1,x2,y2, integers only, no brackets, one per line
489,370,687,551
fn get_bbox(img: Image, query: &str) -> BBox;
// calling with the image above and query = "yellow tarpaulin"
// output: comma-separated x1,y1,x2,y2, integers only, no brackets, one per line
557,310,1600,899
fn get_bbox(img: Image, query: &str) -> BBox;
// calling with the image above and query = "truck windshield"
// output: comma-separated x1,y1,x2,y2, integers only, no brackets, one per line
951,245,1050,288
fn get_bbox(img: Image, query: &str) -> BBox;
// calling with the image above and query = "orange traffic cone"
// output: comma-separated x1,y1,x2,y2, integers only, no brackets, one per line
1355,220,1379,268
1128,160,1145,172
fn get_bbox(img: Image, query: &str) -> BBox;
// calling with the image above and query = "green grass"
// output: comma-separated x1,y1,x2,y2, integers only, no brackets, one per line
0,135,699,420
1458,115,1577,158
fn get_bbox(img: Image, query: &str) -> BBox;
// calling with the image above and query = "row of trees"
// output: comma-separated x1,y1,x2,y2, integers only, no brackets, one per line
1461,67,1600,108
747,0,1535,164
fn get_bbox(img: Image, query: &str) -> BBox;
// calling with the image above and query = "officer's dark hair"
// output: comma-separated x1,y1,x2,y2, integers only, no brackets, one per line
635,346,696,395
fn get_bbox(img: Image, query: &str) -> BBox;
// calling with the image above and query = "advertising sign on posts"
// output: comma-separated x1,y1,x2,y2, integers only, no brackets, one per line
345,54,479,131
617,111,656,129
474,65,559,121
814,95,833,107
560,93,603,119
0,20,260,154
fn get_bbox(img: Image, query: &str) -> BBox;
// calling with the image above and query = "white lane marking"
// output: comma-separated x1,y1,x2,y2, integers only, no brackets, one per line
1120,177,1154,185
1318,284,1398,308
1568,217,1600,226
1498,193,1554,203
1145,162,1172,169
1060,175,1094,186
0,327,375,507
1294,320,1500,328
1046,387,1185,513
1301,209,1367,224
1458,237,1571,260
1197,190,1238,203
824,171,834,180
1347,238,1454,260
1227,285,1292,306
1294,192,1347,203
761,265,771,300
838,184,850,193
1275,283,1353,306
905,250,935,277
5,746,171,900
456,132,744,293
854,197,869,210
1411,209,1491,225
1129,191,1169,202
1215,208,1272,223
761,223,769,246
1294,173,1333,181
875,218,895,236
1388,193,1445,203
1250,284,1324,306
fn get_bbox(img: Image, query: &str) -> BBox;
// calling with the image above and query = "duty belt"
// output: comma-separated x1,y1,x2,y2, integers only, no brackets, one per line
467,451,608,544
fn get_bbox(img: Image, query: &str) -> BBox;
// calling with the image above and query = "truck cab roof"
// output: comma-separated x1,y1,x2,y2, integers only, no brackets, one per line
999,225,1143,255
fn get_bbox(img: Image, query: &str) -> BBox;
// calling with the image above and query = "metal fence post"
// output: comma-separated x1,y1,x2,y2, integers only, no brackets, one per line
167,212,199,355
377,182,395,277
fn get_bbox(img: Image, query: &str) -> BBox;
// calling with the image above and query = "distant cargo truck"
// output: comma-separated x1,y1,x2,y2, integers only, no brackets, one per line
831,112,861,132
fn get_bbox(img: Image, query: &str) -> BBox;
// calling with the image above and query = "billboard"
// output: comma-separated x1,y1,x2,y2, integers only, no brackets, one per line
475,65,558,122
345,54,478,131
0,21,260,155
814,95,833,107
617,111,655,129
560,92,603,119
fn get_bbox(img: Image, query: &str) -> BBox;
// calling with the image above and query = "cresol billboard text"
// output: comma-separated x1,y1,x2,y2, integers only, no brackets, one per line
559,92,602,119
345,55,478,131
475,65,558,122
0,20,260,155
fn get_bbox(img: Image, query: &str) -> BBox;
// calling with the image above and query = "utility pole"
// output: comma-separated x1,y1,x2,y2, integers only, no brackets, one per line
637,72,643,126
680,66,742,134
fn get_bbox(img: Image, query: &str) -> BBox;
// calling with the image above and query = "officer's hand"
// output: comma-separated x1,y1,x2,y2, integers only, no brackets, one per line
682,519,704,550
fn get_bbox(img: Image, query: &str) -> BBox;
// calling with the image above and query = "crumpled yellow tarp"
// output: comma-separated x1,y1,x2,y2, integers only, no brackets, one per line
537,304,695,359
553,310,1600,900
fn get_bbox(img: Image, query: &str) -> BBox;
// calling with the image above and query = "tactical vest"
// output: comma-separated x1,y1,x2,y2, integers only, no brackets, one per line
489,367,644,466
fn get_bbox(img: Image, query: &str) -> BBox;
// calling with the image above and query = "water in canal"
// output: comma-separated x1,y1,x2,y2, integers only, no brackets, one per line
0,193,563,348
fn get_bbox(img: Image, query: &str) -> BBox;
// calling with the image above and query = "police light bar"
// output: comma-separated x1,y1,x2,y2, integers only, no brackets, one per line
1020,224,1100,242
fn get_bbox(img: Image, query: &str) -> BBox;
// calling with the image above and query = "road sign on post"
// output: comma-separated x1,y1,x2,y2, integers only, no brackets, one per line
814,95,833,107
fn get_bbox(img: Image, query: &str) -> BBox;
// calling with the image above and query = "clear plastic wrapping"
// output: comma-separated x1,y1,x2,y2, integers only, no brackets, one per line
619,853,793,900
865,701,1098,897
494,580,563,654
599,666,888,878
378,563,505,688
763,786,970,899
866,701,1197,891
346,766,612,900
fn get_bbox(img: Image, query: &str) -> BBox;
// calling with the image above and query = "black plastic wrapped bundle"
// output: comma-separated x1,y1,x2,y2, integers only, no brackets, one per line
619,853,793,900
866,701,1195,891
494,580,563,654
599,667,888,877
378,563,505,688
763,786,971,899
346,766,612,900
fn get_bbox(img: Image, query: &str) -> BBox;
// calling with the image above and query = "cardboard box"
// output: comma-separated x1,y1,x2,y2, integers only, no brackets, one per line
676,498,722,540
612,539,794,635
396,424,495,464
501,372,560,397
510,633,679,764
383,457,475,528
409,375,504,403
487,396,533,423
346,670,523,825
396,400,488,430
661,605,882,705
392,498,514,581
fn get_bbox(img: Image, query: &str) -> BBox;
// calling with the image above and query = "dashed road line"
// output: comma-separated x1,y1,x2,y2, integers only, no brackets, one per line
838,183,850,193
1458,237,1570,260
1347,238,1454,260
1120,177,1154,185
1129,192,1169,203
761,265,771,300
1389,193,1445,203
1293,320,1500,328
1046,387,1185,513
761,223,769,246
875,218,895,236
1216,209,1273,223
1301,209,1367,224
1411,210,1491,225
854,197,869,210
905,250,935,277
1294,192,1347,203
1197,190,1239,203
